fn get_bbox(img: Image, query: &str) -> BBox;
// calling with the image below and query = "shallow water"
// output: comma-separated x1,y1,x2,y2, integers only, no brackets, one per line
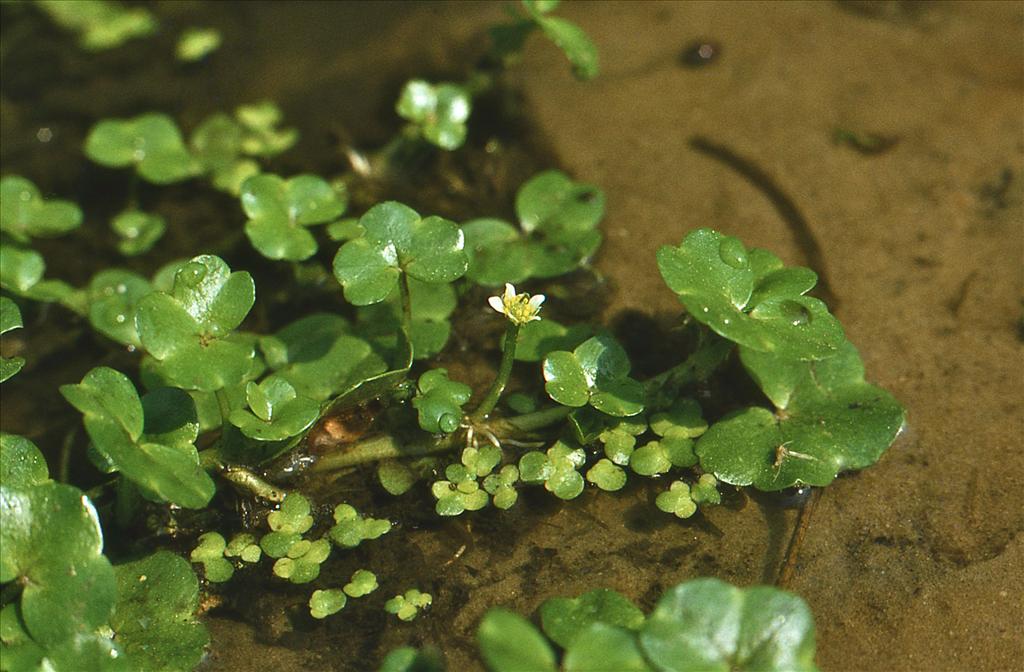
2,1,1022,670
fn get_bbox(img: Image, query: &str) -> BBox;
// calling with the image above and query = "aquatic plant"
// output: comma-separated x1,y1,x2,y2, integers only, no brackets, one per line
0,3,905,669
370,578,817,672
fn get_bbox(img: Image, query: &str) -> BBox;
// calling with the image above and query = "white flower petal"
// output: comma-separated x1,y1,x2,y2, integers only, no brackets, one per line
528,294,546,308
503,283,516,300
488,296,505,314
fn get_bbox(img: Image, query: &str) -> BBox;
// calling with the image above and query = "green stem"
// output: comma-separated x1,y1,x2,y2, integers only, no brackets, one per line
471,323,520,422
499,405,573,433
310,433,458,472
643,333,733,404
398,273,413,339
214,388,233,435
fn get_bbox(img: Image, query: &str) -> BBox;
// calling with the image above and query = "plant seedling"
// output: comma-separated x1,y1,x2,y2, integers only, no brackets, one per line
655,481,698,519
134,255,256,392
85,113,199,184
482,464,520,509
332,201,468,305
111,210,165,256
0,298,25,383
240,173,347,261
224,533,262,564
309,589,346,619
60,367,215,508
543,334,644,417
260,493,314,558
343,569,379,598
329,503,391,548
385,589,432,622
35,0,158,51
272,538,331,584
431,463,490,516
235,101,299,158
228,377,320,442
585,458,627,491
519,440,587,500
177,27,222,62
190,532,233,583
396,80,472,150
0,175,82,243
413,369,472,434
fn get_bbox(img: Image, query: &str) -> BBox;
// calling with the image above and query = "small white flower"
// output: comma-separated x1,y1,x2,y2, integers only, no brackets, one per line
488,283,544,326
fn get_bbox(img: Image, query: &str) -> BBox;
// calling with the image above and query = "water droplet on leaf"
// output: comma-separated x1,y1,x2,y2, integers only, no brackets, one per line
179,262,207,286
779,300,812,326
718,236,748,269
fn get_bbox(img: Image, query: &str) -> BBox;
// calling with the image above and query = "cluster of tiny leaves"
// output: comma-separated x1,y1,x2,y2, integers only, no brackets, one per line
385,589,433,622
519,440,587,500
413,369,471,434
329,503,391,548
396,80,472,150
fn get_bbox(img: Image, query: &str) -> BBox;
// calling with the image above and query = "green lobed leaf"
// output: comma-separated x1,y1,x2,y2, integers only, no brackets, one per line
539,588,645,649
0,297,25,382
135,256,256,392
396,80,472,150
478,608,557,672
229,376,320,441
241,173,347,261
412,369,472,434
260,313,385,402
309,589,347,619
112,210,165,256
87,269,152,347
543,335,644,416
176,26,221,62
697,341,905,491
0,434,48,488
639,578,818,672
84,113,199,184
0,481,115,646
61,368,215,508
656,229,845,360
0,175,82,243
564,622,652,672
111,551,209,672
536,15,599,80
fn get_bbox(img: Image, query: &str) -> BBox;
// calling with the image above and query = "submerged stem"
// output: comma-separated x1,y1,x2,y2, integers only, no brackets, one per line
777,487,822,589
310,433,458,472
398,273,413,339
644,333,733,405
471,323,520,422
